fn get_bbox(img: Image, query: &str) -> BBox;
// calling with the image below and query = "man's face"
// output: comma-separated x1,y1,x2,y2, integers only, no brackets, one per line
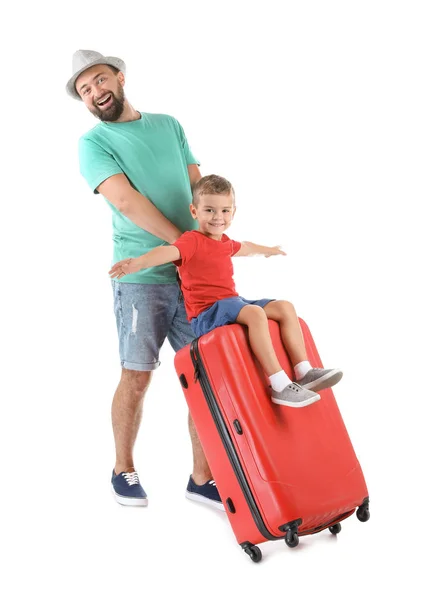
75,64,125,122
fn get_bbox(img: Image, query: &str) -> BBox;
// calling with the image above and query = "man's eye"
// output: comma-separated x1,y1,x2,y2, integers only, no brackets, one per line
84,89,90,95
97,77,105,84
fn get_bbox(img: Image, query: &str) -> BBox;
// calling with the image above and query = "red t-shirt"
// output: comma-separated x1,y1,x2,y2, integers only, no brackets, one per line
172,230,242,321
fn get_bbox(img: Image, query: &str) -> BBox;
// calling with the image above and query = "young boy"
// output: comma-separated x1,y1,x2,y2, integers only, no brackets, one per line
109,175,342,408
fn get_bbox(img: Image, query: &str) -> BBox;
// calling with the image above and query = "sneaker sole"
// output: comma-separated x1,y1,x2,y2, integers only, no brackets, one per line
113,490,148,507
185,490,226,511
271,393,321,408
301,369,343,392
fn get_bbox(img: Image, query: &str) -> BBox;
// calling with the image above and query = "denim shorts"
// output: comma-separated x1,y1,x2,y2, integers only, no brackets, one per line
112,282,195,371
190,296,273,338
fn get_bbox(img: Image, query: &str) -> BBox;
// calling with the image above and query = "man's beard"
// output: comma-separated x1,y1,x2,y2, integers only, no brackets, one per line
91,84,125,122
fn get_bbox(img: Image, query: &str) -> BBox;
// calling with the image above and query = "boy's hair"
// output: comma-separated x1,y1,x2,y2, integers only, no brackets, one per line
192,174,235,207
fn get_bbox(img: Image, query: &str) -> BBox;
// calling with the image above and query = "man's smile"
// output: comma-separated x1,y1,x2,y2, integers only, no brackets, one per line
96,93,112,107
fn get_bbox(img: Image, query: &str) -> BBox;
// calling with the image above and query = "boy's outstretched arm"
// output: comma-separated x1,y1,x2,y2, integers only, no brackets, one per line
233,242,286,258
109,246,181,279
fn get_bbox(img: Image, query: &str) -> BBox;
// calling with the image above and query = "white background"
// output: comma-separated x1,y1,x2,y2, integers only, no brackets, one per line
2,1,434,598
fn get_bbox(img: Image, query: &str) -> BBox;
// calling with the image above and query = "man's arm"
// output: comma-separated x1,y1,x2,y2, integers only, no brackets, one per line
233,242,287,258
187,164,202,188
98,174,182,244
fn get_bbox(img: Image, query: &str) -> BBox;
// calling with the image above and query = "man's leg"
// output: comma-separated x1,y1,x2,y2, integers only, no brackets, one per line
112,369,152,475
111,281,174,506
187,412,212,484
168,293,223,509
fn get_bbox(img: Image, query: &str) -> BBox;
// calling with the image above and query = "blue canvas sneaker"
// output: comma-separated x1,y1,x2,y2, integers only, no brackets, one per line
111,470,148,506
185,476,225,511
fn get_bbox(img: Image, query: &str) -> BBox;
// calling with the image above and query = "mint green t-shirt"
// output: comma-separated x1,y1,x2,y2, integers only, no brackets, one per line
79,112,199,283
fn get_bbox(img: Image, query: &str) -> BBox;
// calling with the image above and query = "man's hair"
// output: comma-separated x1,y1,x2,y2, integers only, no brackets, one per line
192,174,235,207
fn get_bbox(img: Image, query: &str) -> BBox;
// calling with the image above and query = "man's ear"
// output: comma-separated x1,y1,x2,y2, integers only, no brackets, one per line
189,203,198,219
118,71,126,87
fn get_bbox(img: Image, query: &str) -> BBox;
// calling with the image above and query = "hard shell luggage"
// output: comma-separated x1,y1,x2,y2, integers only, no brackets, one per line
174,319,370,562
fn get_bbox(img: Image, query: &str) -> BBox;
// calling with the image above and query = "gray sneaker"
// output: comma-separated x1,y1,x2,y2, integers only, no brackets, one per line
296,368,343,392
271,383,321,408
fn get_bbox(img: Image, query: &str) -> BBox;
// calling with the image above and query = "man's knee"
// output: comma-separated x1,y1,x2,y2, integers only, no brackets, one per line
121,368,153,395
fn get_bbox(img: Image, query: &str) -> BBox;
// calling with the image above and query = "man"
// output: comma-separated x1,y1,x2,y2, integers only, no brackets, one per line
67,49,223,510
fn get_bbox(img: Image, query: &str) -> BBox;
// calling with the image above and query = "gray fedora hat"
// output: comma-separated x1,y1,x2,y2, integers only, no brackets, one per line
66,49,126,100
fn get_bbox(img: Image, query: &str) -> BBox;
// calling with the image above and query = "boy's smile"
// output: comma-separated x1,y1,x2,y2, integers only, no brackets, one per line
190,192,236,240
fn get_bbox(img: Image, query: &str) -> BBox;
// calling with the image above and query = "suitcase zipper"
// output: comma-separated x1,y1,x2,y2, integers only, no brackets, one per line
190,340,281,541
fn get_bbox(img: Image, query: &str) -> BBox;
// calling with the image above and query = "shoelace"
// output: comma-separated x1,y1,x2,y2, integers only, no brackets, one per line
287,383,304,393
122,471,140,486
268,384,303,393
209,480,216,486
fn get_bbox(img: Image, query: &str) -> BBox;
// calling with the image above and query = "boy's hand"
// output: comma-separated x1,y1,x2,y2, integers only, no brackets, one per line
265,246,287,258
109,257,142,279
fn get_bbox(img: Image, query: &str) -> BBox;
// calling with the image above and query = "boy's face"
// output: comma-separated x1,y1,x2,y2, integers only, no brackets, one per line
190,193,236,239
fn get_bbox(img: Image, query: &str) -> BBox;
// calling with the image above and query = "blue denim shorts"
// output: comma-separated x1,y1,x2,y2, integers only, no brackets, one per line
191,296,273,338
112,282,195,371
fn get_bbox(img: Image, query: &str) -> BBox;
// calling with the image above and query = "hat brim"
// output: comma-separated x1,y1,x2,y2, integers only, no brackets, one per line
66,56,126,100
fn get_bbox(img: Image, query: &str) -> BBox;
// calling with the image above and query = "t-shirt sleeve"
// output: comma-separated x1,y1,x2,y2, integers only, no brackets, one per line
173,119,200,166
230,239,242,256
172,232,199,266
79,137,124,194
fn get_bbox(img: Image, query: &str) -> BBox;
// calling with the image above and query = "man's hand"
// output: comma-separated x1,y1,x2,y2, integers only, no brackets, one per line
264,245,287,258
109,257,143,279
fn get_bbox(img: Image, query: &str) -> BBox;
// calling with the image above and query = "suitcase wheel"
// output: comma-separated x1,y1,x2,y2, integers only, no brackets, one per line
356,497,370,522
242,543,262,563
356,506,370,522
285,530,299,548
329,523,342,535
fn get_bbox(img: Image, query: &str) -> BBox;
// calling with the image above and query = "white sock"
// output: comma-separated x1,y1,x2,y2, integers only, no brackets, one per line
294,361,312,380
269,370,292,392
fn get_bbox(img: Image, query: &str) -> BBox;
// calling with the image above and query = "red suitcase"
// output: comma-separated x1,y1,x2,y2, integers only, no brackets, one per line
174,318,370,562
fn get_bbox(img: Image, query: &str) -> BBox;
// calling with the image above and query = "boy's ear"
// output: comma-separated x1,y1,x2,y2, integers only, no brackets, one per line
232,206,237,217
189,203,197,219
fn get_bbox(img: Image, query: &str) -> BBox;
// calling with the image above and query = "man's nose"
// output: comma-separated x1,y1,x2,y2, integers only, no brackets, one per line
93,84,105,97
